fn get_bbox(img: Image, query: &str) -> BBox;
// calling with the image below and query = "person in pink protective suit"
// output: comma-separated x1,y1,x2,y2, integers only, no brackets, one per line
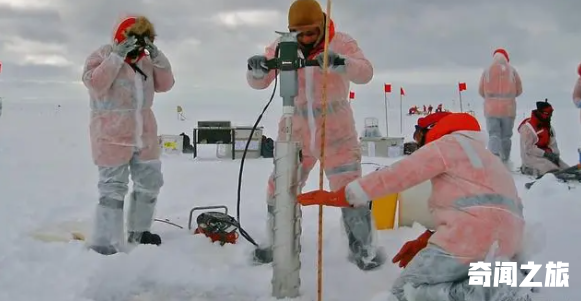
573,65,581,164
479,48,523,168
297,112,537,301
81,15,175,255
572,64,581,114
246,0,385,270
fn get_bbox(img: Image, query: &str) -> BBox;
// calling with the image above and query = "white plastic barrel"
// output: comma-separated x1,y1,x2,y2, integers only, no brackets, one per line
398,180,435,230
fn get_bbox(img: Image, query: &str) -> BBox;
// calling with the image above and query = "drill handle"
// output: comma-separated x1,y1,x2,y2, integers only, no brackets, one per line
247,57,345,71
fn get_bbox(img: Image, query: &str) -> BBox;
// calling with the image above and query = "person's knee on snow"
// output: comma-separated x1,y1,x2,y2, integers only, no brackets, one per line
391,245,475,301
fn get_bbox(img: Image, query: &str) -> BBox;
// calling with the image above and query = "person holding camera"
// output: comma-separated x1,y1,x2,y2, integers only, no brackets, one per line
81,15,175,255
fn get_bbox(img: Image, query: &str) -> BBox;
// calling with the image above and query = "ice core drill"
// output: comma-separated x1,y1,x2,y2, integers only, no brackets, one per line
259,30,344,299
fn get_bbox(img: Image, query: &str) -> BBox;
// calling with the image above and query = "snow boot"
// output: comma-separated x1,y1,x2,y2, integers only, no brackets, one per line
252,203,275,264
128,231,161,245
90,245,118,256
88,201,125,256
126,190,160,246
342,206,386,271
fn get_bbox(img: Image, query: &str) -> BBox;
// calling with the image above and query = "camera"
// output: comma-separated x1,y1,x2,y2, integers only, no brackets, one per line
128,33,147,49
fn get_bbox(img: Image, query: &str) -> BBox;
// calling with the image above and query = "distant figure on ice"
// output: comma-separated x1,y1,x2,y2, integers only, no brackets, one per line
435,103,442,112
81,15,175,255
518,100,569,177
573,65,581,168
427,104,433,114
297,112,532,301
179,132,195,154
245,0,385,270
572,64,581,119
478,48,523,168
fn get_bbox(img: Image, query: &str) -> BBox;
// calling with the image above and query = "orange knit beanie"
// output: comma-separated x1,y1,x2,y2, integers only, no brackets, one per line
288,0,324,31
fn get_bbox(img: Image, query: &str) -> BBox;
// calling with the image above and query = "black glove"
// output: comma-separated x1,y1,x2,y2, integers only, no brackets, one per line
543,151,560,166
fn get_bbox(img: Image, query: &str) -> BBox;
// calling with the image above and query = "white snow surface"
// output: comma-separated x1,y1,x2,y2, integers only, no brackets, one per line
0,99,579,301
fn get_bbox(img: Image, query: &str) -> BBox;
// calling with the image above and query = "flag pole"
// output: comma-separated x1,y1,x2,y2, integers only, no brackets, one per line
399,91,403,134
458,83,464,113
383,92,389,137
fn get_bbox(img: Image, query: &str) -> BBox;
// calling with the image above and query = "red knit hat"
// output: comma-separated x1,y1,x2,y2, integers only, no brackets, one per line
577,63,581,76
493,48,509,62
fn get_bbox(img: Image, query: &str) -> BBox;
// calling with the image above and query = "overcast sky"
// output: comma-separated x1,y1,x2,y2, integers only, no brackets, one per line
1,0,580,111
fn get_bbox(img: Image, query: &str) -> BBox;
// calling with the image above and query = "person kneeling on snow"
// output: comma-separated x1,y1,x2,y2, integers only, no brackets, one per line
81,15,175,255
518,99,569,177
297,112,532,301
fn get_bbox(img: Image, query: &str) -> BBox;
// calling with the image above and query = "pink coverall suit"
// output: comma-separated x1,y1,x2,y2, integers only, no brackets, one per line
246,20,381,268
479,53,523,163
344,118,526,300
81,17,175,252
573,77,581,161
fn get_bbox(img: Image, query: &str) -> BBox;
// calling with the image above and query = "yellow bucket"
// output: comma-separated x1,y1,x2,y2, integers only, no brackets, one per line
371,193,398,230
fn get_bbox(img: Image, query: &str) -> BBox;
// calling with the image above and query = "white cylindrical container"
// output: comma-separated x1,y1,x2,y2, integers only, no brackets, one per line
398,180,435,230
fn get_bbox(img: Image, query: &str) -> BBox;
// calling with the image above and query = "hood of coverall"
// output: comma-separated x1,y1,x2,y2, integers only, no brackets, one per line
493,48,509,63
113,16,156,63
414,112,452,146
424,113,482,144
287,0,335,57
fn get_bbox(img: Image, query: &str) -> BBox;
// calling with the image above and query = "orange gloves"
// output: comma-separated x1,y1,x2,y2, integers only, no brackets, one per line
296,186,352,207
392,229,433,268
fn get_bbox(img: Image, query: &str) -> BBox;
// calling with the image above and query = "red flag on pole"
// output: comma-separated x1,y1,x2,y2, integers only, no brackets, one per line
400,87,405,96
384,83,391,93
458,82,467,91
349,91,355,100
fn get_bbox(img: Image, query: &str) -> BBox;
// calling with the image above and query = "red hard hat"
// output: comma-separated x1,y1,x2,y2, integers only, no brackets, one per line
417,112,452,129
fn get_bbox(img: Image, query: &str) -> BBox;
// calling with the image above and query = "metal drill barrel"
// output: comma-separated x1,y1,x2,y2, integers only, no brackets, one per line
271,31,303,299
271,138,302,298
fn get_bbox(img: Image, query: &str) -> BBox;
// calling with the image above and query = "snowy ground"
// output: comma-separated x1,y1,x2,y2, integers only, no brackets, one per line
0,99,579,301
